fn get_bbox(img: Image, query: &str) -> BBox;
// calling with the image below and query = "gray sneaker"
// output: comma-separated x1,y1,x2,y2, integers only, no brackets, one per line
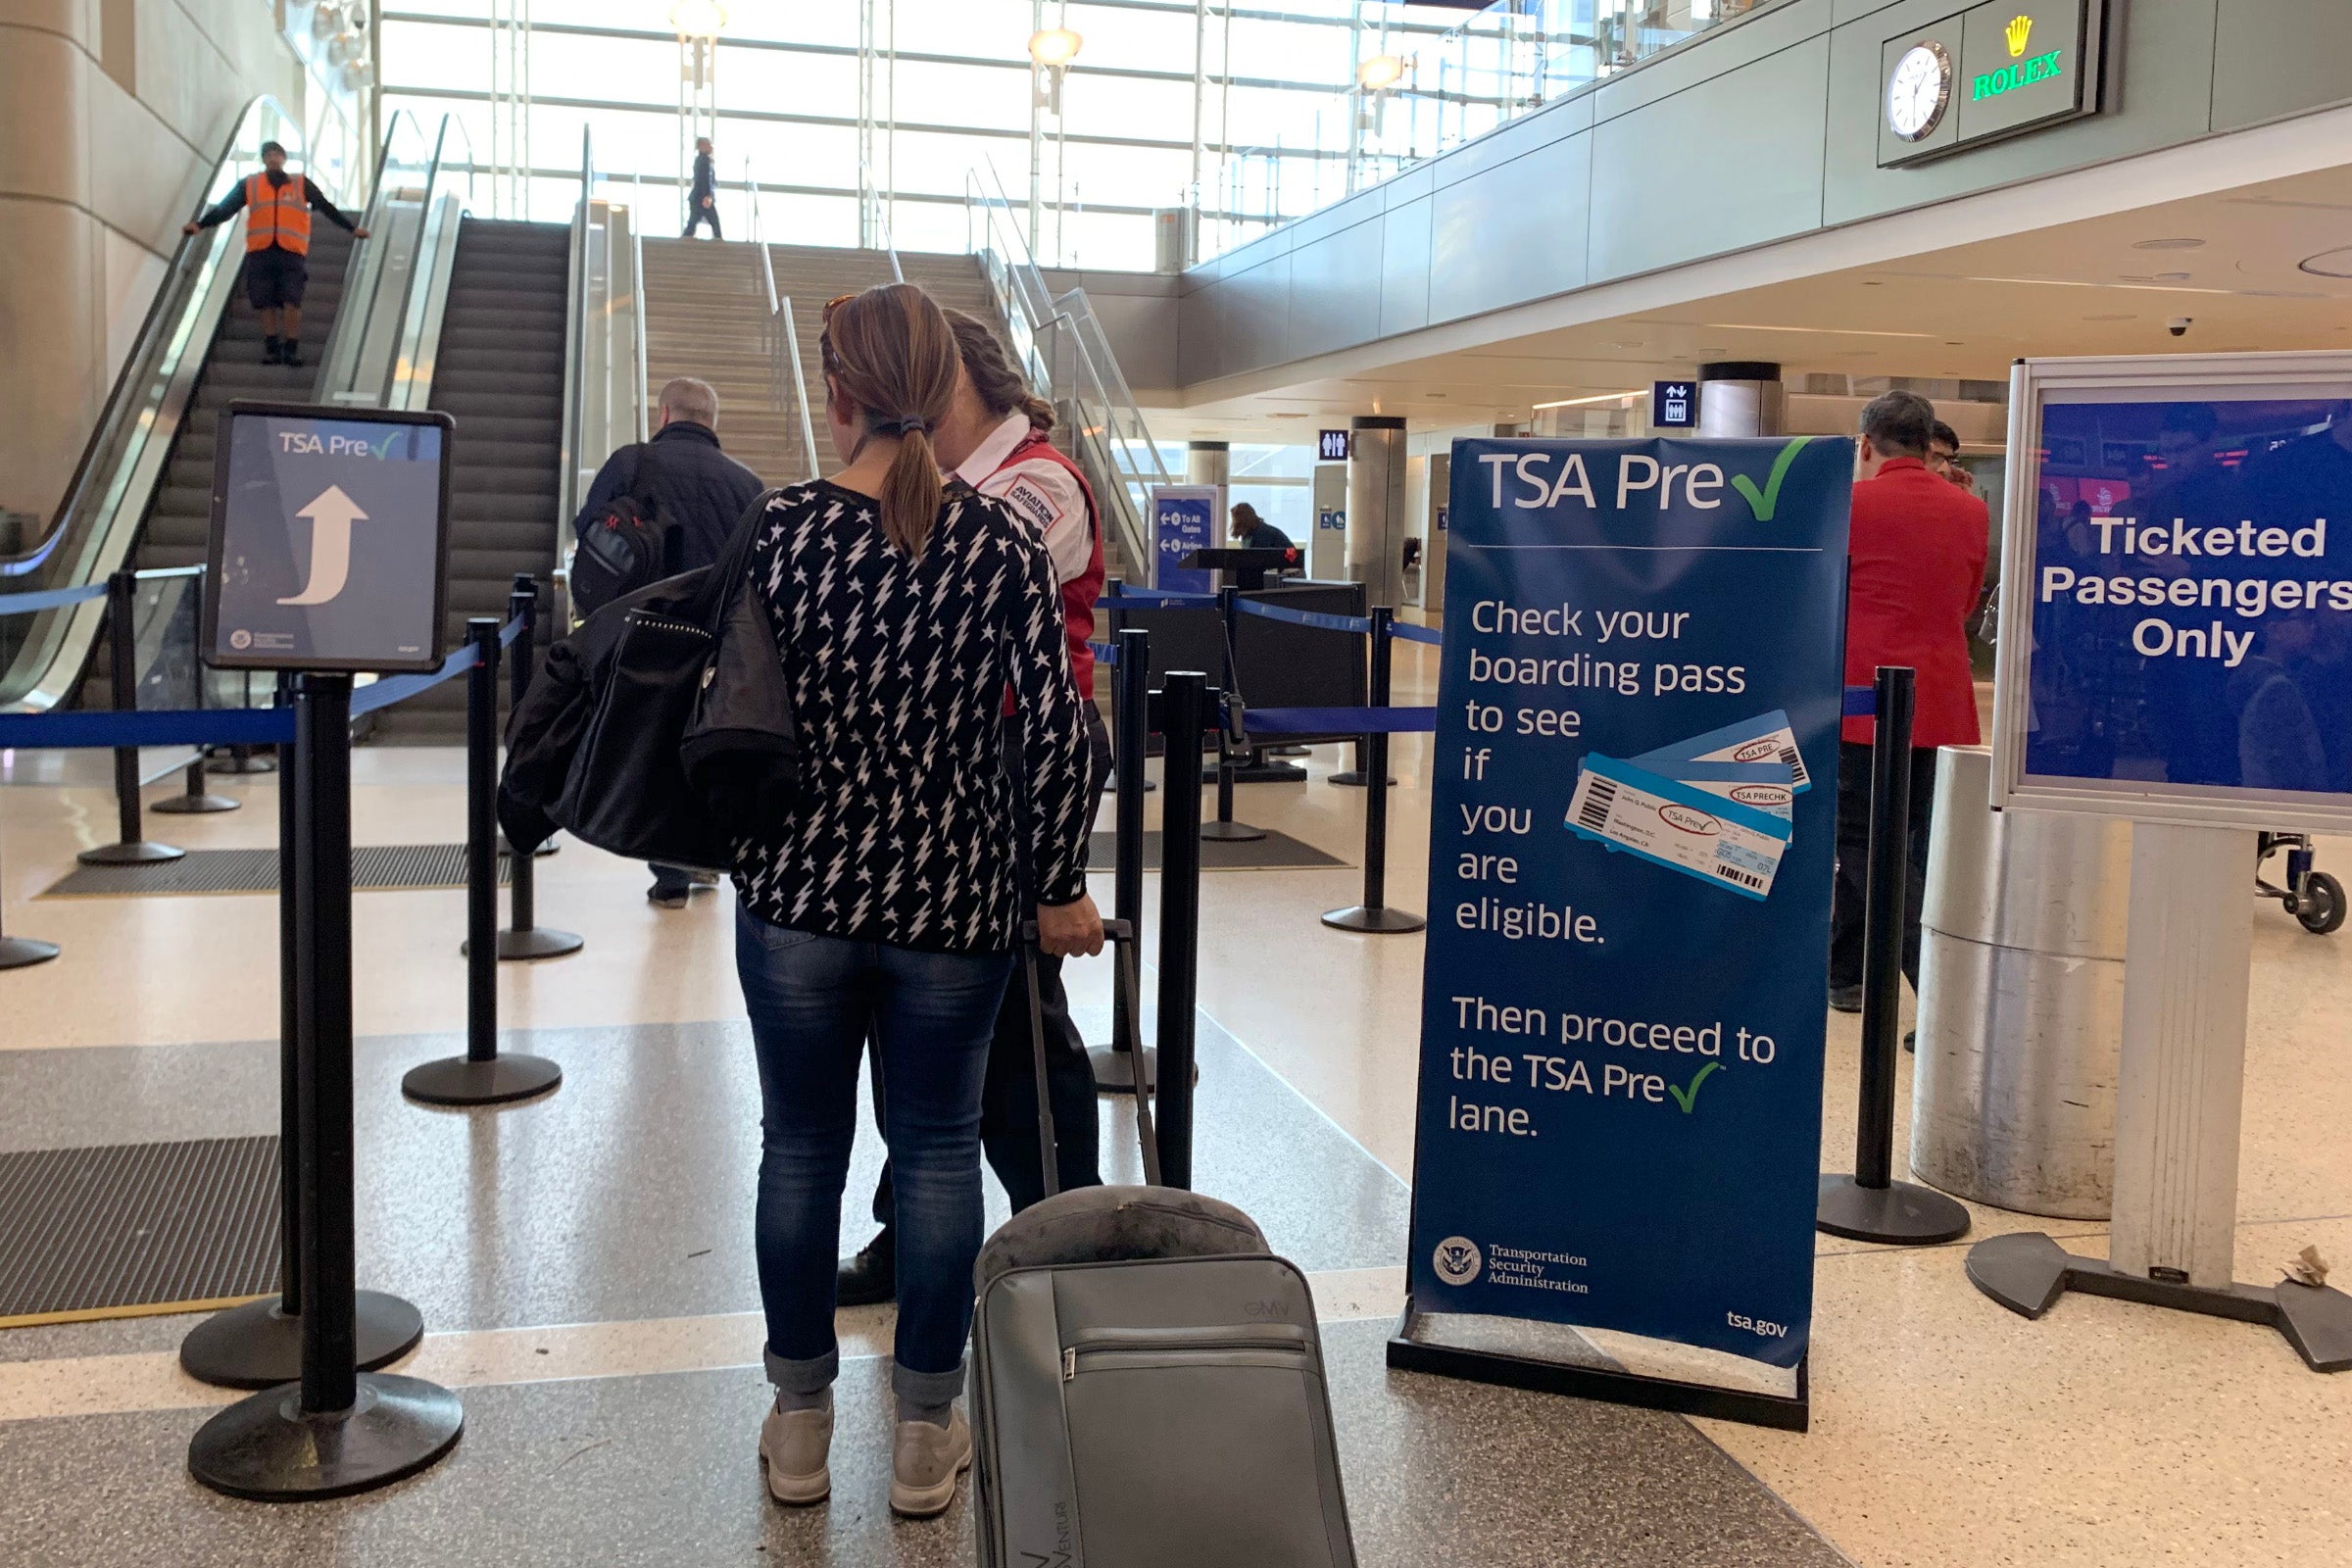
760,1402,832,1505
889,1408,972,1518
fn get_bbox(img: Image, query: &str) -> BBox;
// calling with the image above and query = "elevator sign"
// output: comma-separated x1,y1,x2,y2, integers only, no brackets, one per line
1652,382,1698,430
204,401,454,673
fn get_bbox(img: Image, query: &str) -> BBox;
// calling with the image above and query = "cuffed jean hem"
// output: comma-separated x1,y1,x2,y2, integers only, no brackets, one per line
892,1356,965,1407
765,1345,839,1396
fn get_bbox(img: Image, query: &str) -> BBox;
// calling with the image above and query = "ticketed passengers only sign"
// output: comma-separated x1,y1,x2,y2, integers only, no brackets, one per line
1405,437,1852,1376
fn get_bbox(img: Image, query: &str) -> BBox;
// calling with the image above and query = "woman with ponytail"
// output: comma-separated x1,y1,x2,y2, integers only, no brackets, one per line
730,282,1100,1520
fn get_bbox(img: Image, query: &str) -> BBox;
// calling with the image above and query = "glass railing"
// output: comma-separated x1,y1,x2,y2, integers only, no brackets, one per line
966,160,1173,584
315,112,471,414
1204,0,1789,263
556,128,652,627
0,96,310,712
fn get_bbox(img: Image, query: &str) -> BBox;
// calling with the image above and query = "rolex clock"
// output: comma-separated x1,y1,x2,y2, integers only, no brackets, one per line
1886,40,1953,142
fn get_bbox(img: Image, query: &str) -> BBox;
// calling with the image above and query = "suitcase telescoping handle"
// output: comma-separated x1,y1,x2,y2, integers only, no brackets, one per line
1018,916,1159,1198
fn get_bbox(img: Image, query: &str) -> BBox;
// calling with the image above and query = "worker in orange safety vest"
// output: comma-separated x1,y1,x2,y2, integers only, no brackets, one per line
184,140,368,368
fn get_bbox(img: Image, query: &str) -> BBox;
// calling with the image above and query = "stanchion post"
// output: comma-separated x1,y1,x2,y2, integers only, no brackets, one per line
187,673,464,1499
179,681,422,1389
400,620,563,1107
76,570,183,865
1323,608,1425,935
1200,586,1265,844
496,575,580,960
1092,626,1156,1093
1816,665,1970,1245
1154,671,1207,1189
0,819,60,969
154,571,240,816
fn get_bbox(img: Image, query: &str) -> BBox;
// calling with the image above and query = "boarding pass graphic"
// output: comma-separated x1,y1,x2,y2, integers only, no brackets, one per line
1567,754,1790,902
1631,710,1811,794
1620,757,1795,820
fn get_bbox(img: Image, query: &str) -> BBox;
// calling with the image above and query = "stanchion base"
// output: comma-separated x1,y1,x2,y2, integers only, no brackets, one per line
1231,762,1308,784
1327,772,1397,788
75,840,183,865
1816,1175,1972,1244
1967,1231,2352,1372
1268,745,1310,758
1088,1044,1197,1094
152,792,242,815
1321,905,1427,934
495,926,584,960
1200,820,1267,843
0,936,61,969
401,1054,563,1106
1102,776,1156,794
187,1372,464,1501
1090,1044,1156,1093
179,1291,426,1391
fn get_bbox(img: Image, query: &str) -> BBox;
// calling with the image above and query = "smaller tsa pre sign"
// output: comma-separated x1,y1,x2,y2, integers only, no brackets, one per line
1652,381,1699,429
1151,484,1219,594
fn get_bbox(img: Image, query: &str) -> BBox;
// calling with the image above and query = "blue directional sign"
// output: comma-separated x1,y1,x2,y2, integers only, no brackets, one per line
1152,484,1219,595
204,403,453,673
1652,380,1699,429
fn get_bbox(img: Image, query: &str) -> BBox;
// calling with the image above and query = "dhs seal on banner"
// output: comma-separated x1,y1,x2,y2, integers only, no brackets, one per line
1433,1237,1482,1286
1395,434,1853,1429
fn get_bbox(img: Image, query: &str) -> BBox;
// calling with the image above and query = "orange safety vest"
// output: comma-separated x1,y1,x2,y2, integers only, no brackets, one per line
243,172,312,255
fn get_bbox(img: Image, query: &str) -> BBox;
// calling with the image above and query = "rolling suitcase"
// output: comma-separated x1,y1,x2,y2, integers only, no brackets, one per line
969,919,1357,1568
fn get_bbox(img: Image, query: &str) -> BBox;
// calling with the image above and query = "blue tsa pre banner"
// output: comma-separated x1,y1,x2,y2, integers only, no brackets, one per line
1405,436,1852,1376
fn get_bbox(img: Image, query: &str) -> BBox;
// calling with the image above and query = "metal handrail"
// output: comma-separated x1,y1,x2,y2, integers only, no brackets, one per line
965,159,1171,583
860,157,905,284
0,96,315,710
555,126,594,622
780,296,818,483
388,115,473,412
631,173,651,443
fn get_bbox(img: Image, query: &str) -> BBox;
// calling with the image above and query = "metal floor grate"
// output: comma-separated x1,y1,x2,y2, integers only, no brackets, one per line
40,843,513,898
0,1137,281,1328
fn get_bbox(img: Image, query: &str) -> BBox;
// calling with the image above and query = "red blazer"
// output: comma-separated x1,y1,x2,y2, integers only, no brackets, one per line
1842,458,1989,748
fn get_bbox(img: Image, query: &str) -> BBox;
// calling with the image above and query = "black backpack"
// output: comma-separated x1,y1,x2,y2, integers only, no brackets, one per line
570,443,679,618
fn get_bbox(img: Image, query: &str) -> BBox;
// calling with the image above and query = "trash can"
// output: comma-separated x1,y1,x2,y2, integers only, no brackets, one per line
1909,745,2132,1219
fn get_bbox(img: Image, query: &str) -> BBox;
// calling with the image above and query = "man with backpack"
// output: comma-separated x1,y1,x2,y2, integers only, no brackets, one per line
570,375,765,906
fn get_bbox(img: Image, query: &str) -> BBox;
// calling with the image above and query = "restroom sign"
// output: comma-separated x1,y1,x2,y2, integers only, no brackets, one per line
1652,382,1699,429
1319,429,1352,463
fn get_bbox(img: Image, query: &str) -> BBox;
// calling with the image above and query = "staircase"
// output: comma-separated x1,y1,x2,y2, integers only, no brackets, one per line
639,238,802,487
82,229,360,705
637,243,1003,489
376,218,570,741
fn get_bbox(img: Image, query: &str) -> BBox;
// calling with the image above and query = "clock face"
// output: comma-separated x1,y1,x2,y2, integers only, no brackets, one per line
1886,42,1953,142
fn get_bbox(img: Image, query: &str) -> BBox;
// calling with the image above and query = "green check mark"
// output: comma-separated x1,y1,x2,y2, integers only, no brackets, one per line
1666,1061,1722,1114
1729,437,1812,521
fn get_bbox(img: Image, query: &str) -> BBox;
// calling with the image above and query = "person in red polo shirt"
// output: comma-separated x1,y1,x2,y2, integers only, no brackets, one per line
1830,390,1989,1013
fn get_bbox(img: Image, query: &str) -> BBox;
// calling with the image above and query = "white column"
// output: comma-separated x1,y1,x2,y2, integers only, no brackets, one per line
2108,822,2256,1288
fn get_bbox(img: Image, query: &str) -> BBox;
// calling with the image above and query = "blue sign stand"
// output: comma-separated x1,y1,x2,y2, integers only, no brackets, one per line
1152,485,1219,594
1390,435,1854,1430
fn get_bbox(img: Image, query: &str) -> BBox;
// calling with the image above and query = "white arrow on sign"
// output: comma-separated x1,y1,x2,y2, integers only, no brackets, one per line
277,485,368,607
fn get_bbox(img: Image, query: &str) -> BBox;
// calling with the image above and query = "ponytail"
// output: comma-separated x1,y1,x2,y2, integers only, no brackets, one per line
819,283,959,559
879,427,944,558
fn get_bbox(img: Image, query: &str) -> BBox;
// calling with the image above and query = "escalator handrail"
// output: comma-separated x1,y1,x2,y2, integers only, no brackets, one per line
0,95,305,581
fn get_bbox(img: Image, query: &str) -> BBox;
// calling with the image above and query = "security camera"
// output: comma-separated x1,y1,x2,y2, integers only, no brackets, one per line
2168,318,2193,337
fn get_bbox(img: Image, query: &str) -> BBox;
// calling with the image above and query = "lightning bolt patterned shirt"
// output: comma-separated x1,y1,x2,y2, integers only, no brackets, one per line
732,480,1094,954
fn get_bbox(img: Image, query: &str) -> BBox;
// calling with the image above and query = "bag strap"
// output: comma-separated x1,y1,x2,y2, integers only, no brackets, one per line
621,440,663,511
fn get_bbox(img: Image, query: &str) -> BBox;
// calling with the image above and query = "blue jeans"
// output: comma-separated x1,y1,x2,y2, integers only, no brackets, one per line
734,906,1010,1405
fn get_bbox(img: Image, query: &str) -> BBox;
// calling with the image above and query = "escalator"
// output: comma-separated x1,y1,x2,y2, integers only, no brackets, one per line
368,218,572,742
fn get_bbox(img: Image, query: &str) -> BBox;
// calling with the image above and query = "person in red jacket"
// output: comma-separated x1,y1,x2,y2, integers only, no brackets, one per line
1830,390,1989,1013
837,309,1111,1308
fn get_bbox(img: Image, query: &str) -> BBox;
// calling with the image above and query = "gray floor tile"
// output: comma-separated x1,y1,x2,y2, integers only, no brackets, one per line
0,1009,1406,1354
0,1320,1840,1568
